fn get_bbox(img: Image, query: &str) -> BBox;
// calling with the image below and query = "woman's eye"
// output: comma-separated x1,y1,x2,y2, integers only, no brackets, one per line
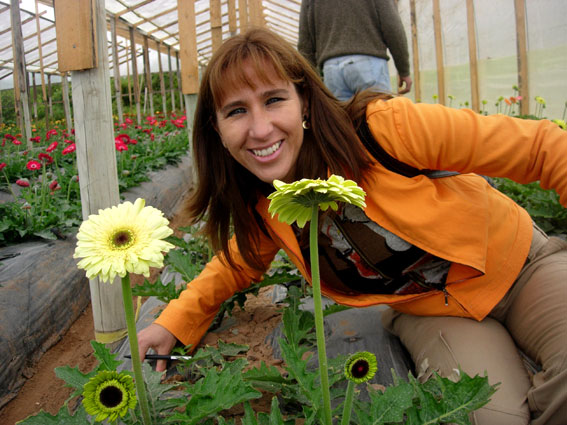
266,97,284,105
227,107,245,117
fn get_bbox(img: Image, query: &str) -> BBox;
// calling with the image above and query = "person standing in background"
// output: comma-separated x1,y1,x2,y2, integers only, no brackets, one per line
298,0,413,100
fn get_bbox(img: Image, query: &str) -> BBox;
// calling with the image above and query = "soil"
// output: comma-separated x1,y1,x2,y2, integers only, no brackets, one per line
0,197,284,425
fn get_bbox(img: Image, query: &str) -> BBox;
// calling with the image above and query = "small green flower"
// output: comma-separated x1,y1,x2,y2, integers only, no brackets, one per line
551,119,566,130
344,351,378,384
82,370,137,423
267,175,366,228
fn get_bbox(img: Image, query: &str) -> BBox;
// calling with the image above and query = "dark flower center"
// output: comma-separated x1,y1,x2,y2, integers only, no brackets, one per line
352,359,369,379
100,385,123,408
110,229,135,250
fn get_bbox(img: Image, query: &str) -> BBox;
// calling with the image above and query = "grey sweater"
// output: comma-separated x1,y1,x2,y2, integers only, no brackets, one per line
298,0,410,77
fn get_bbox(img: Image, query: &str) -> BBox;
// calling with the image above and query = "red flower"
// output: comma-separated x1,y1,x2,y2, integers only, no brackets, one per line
62,143,76,155
125,118,133,125
115,133,131,144
0,162,6,171
129,139,138,145
115,141,128,152
45,129,58,140
26,160,42,171
150,133,155,141
30,136,41,143
71,129,75,135
13,139,22,145
4,134,14,140
38,153,54,164
64,139,74,144
46,141,59,152
49,180,60,191
171,119,185,128
16,178,30,187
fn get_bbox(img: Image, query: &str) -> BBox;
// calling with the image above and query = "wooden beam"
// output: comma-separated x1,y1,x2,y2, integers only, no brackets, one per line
115,0,153,17
129,25,142,124
167,45,175,112
156,41,167,115
111,15,123,123
210,0,223,53
34,0,49,127
228,0,237,35
432,0,445,105
465,0,479,112
177,0,199,95
514,0,529,115
248,0,265,27
54,0,97,71
239,0,248,32
67,0,124,344
409,0,421,103
142,36,154,116
11,0,33,146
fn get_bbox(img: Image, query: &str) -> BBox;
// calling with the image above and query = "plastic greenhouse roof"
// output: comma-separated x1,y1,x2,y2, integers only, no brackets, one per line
0,0,301,81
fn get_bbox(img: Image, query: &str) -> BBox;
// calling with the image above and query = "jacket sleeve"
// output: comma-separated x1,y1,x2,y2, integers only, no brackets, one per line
366,97,567,206
297,0,316,67
154,229,280,350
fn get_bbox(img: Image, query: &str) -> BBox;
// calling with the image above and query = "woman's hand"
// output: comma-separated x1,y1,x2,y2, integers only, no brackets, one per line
137,323,177,372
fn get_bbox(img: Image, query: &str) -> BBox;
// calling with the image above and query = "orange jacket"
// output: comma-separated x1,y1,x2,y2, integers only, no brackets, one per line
156,97,567,349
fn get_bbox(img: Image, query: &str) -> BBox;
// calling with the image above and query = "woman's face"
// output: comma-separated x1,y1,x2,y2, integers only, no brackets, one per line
215,62,307,184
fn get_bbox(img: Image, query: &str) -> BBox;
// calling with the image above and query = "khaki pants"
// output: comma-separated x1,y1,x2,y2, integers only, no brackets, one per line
382,224,567,425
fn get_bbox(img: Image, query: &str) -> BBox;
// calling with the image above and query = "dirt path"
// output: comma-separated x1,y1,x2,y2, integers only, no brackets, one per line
0,197,283,424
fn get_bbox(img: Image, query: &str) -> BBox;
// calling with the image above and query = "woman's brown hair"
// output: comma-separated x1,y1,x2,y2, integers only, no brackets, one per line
187,28,383,271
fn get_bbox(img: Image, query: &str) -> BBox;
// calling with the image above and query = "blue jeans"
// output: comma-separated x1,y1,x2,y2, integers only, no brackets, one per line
322,55,391,101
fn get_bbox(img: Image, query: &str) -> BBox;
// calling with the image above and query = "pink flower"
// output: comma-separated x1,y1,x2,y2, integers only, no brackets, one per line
12,139,22,145
46,141,59,152
38,153,54,164
171,119,185,128
16,178,30,187
49,180,61,191
26,160,42,171
115,141,128,152
62,143,76,155
0,162,6,171
125,118,133,125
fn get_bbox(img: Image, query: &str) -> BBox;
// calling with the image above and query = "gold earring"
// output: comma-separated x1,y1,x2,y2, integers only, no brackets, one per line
302,117,310,130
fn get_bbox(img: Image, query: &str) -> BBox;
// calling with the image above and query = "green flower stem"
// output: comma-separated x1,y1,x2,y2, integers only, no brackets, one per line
121,275,152,425
341,381,355,425
309,205,332,425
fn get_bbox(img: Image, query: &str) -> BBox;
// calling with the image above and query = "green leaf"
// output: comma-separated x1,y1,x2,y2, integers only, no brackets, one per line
91,340,122,371
16,403,89,424
54,366,93,399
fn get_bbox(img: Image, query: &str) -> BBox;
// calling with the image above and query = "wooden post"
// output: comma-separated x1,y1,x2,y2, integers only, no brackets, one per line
110,16,123,124
175,51,183,111
211,0,222,53
34,0,49,128
156,41,167,115
228,0,237,36
238,0,248,32
47,73,53,117
432,0,446,105
167,45,176,112
57,0,126,344
409,0,421,103
248,0,264,27
61,73,72,133
31,73,38,120
129,26,142,124
514,0,529,115
126,40,132,106
466,0,480,112
11,0,33,147
143,36,154,116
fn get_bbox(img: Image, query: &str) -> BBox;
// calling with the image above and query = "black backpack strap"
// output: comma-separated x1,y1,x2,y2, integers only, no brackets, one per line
357,120,459,179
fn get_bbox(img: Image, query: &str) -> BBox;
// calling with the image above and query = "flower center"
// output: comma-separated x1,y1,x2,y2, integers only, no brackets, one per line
99,385,123,408
110,229,135,250
352,359,369,379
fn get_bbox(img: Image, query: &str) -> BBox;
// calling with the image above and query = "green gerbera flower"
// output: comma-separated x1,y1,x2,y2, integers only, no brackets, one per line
344,351,378,384
267,175,366,228
82,370,137,423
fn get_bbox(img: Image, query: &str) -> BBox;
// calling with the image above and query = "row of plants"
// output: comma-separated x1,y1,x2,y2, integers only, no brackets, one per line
20,177,497,424
0,112,189,246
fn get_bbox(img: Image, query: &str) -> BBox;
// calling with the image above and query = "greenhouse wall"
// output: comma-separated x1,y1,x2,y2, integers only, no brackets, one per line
391,0,567,119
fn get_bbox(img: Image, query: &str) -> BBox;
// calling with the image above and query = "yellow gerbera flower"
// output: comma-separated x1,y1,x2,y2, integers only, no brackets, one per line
267,175,366,228
73,198,174,283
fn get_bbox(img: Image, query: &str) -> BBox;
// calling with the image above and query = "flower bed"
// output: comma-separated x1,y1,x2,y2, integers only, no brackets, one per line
0,114,193,409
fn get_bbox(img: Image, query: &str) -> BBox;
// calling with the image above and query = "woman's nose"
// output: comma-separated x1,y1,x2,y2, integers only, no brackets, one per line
248,110,273,139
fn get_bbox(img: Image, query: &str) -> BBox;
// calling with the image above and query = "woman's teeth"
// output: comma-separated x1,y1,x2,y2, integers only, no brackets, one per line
252,141,282,157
